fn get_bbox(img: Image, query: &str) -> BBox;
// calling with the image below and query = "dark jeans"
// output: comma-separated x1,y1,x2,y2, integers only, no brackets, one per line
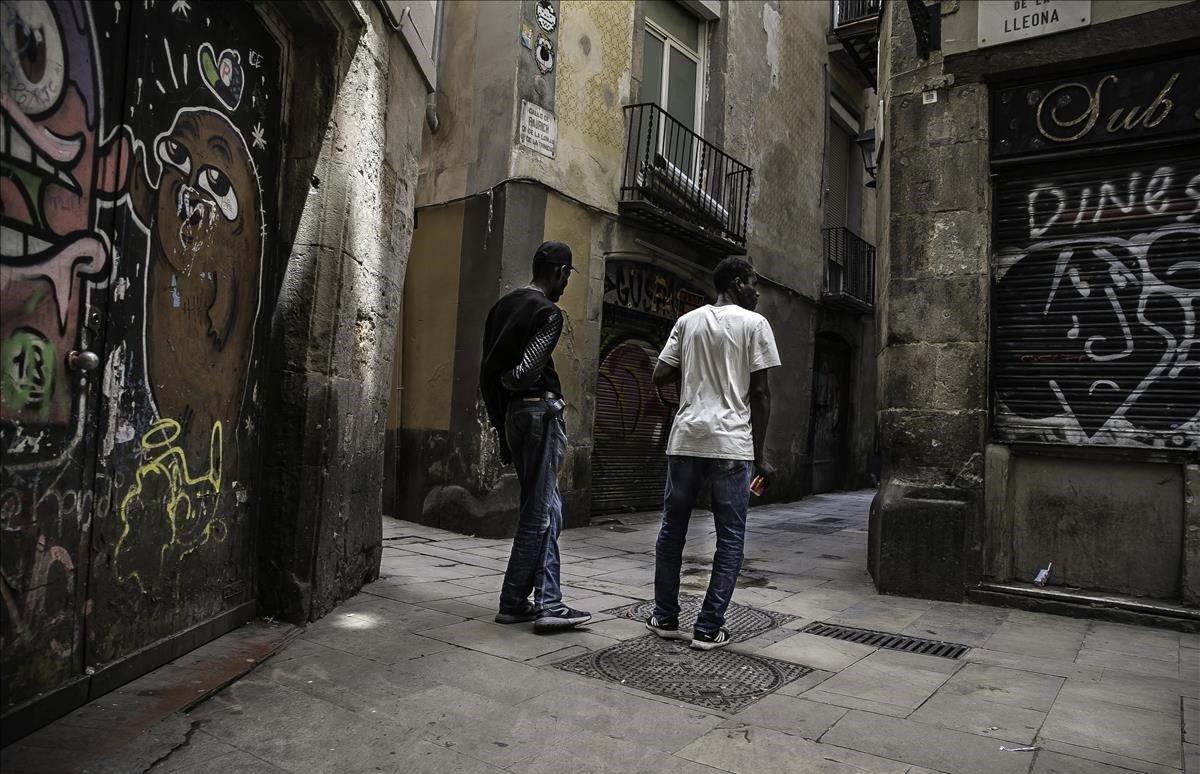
498,397,567,614
653,456,752,636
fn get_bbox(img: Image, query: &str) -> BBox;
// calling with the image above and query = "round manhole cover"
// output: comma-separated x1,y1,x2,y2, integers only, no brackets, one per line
557,637,812,712
604,596,796,642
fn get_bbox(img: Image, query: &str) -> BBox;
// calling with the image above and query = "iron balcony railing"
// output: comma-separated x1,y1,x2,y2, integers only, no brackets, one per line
822,227,875,312
831,0,882,86
834,0,882,28
620,103,752,253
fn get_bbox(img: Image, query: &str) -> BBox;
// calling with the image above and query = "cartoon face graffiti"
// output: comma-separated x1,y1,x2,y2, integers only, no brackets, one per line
136,107,263,459
0,0,126,448
150,109,259,281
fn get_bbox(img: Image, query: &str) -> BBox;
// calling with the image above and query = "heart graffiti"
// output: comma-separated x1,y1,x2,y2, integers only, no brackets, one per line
993,224,1200,444
197,42,244,111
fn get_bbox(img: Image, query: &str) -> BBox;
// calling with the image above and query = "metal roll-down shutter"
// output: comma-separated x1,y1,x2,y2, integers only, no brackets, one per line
991,150,1200,450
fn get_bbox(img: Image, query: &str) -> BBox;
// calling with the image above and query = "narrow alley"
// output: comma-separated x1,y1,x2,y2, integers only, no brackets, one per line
6,491,1195,773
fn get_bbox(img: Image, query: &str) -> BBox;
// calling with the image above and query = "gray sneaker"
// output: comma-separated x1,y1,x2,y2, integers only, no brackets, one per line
533,605,592,632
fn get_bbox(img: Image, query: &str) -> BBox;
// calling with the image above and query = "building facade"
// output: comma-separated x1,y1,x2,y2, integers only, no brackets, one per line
387,0,880,536
871,0,1200,621
1,0,429,740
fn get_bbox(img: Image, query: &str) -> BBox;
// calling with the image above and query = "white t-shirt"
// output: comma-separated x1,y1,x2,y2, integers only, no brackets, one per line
658,304,781,460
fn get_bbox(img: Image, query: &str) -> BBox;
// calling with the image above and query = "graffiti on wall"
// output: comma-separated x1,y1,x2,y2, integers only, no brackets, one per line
1,0,130,465
2,0,280,707
593,262,708,510
993,164,1200,448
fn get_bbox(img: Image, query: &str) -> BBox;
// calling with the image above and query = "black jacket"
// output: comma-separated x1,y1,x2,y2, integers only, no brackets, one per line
479,288,564,461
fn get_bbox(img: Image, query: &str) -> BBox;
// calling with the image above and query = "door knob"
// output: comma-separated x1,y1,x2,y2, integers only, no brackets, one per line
67,350,101,372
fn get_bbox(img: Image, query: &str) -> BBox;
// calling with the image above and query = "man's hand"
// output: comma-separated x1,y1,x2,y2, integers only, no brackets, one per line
754,459,776,486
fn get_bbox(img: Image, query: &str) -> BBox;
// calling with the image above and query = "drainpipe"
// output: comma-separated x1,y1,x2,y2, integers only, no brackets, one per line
425,0,445,133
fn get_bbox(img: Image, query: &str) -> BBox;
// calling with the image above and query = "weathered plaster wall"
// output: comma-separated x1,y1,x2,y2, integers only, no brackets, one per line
258,0,427,622
716,0,834,299
511,0,635,212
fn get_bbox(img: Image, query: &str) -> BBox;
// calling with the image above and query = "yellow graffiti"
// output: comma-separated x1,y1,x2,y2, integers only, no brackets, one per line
114,418,225,592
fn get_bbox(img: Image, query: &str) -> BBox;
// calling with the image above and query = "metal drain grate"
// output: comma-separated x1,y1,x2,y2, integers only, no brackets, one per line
555,636,812,713
801,622,970,659
603,596,797,643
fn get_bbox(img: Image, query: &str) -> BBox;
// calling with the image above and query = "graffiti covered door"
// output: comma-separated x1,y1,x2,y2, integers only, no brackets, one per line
592,262,707,513
80,0,283,667
808,335,851,493
1,0,133,711
992,151,1200,449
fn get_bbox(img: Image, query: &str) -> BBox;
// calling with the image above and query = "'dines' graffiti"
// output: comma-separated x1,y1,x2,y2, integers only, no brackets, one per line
1,0,128,464
993,164,1200,449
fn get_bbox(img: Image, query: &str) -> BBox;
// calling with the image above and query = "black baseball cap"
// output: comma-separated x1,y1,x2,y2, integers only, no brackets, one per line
533,240,578,272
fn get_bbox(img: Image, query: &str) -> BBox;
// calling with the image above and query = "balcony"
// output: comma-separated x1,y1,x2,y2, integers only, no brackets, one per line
822,227,875,313
620,103,752,255
830,0,882,87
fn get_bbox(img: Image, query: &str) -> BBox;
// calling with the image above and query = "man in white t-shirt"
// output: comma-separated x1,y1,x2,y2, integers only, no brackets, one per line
646,257,781,650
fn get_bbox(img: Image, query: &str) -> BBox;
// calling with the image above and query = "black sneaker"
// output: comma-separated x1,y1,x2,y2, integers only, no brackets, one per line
495,602,538,624
533,605,592,632
690,627,732,651
645,615,688,641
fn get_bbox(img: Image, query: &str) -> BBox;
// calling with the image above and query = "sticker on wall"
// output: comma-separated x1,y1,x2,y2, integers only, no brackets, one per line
535,35,554,74
197,42,244,110
520,22,533,49
536,0,557,32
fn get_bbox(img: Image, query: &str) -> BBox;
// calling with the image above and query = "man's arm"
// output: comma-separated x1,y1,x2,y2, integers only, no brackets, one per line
652,360,680,387
750,368,774,481
501,311,563,391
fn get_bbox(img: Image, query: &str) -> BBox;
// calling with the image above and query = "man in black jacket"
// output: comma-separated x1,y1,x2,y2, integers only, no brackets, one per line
480,241,591,631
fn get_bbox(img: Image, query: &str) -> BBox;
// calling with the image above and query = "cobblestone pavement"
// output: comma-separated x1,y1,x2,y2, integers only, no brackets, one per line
64,491,1200,772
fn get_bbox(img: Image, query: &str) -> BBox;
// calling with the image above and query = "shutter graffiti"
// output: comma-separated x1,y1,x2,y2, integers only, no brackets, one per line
992,157,1200,449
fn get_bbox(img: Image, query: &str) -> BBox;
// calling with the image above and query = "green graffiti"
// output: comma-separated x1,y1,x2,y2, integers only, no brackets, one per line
1,330,56,420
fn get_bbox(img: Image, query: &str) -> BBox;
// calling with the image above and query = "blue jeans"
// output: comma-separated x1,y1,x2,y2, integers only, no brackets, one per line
498,397,567,614
654,456,752,636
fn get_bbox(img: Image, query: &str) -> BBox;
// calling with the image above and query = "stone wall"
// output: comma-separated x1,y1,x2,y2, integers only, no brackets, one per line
258,0,428,622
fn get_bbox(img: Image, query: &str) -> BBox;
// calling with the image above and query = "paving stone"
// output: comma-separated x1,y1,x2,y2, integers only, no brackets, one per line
516,679,724,753
1031,750,1156,774
983,621,1085,661
150,729,289,772
821,711,1032,774
1185,696,1199,742
413,597,496,620
516,730,728,774
1074,648,1181,679
418,619,569,661
909,693,1045,744
298,615,454,666
808,649,959,711
1056,673,1182,717
725,694,847,739
759,632,875,671
940,663,1064,711
1036,739,1181,774
1040,693,1181,768
260,638,440,716
827,600,928,633
677,725,910,774
963,648,1101,681
1084,623,1180,661
360,579,479,604
404,684,584,768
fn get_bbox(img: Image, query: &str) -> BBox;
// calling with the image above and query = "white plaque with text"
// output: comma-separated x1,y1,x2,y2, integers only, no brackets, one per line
978,0,1091,49
519,101,557,159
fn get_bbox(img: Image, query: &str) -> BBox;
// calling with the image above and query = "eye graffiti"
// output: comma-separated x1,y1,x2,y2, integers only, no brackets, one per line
1,0,66,116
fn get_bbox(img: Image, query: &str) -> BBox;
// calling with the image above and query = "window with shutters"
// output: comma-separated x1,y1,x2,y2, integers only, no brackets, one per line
380,0,439,91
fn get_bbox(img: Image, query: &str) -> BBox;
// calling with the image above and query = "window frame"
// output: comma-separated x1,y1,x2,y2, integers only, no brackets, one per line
643,12,706,137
